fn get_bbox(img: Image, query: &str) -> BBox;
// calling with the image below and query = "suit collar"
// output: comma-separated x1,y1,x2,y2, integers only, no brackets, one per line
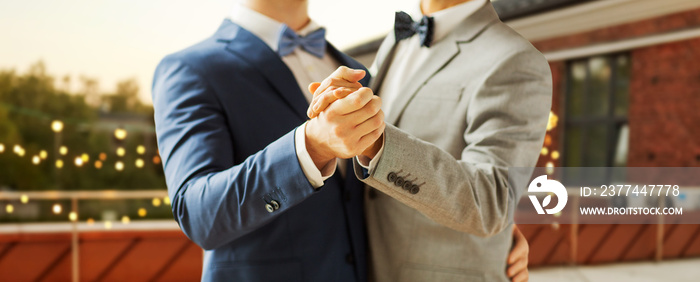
214,20,369,120
376,2,500,124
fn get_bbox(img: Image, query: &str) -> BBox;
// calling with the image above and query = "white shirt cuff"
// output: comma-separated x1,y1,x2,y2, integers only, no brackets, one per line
356,136,385,170
295,122,336,188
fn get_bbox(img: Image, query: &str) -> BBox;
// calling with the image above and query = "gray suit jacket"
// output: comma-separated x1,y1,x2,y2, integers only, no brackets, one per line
353,3,552,281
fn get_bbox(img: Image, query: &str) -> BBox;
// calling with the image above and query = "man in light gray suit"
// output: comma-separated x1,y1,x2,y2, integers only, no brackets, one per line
308,0,551,281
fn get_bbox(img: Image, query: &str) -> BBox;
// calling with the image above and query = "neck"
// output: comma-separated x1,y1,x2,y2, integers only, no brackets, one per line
421,0,472,14
240,0,310,31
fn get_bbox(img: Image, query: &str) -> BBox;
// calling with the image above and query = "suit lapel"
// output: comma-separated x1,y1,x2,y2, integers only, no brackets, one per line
370,33,399,91
216,20,309,120
385,40,460,125
379,2,501,125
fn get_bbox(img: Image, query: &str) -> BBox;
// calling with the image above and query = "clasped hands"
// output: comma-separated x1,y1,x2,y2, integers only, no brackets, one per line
304,66,385,170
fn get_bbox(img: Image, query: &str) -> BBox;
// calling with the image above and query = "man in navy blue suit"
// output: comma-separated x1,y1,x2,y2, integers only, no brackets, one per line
152,0,383,280
153,0,529,281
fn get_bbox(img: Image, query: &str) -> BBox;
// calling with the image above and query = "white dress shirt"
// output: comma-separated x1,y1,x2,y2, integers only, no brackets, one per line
358,0,486,168
229,4,342,188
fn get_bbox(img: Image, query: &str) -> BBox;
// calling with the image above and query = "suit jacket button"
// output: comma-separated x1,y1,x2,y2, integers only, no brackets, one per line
270,200,280,210
402,181,412,190
395,177,405,187
265,203,275,213
409,185,420,194
387,172,397,182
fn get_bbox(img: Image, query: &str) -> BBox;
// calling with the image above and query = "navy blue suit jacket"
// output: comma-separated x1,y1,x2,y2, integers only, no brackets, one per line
152,20,369,281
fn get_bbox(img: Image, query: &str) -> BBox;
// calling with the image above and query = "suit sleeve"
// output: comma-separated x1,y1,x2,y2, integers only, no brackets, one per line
354,50,552,237
152,55,316,250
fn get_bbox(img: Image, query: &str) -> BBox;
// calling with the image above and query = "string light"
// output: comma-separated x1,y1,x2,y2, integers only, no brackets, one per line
86,218,95,225
14,145,25,157
547,111,558,131
94,160,103,169
152,198,161,207
81,153,89,162
121,216,130,224
138,208,147,217
163,197,170,205
540,147,549,156
551,150,560,160
546,162,555,174
32,155,41,165
56,159,64,169
51,120,64,133
136,145,146,155
52,203,62,214
544,134,552,147
74,157,84,167
69,211,78,221
99,152,107,161
115,161,124,171
152,155,161,165
20,194,28,204
5,204,14,214
59,146,68,155
0,143,4,153
114,128,127,140
39,150,48,159
116,147,125,157
104,221,112,230
135,158,144,168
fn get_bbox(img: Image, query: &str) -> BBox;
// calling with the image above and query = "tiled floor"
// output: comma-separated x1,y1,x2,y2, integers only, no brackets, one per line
530,258,700,282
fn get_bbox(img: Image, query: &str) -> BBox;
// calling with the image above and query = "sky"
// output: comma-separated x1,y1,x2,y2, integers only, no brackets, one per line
0,0,419,104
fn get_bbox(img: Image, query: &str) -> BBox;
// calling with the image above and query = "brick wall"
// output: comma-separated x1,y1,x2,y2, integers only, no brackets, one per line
525,7,700,267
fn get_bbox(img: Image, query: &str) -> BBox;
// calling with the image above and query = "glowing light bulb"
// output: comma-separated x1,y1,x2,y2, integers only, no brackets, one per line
74,157,84,167
138,208,147,217
52,203,63,214
51,120,64,133
136,145,146,155
32,155,41,165
116,147,125,157
81,153,89,162
135,158,144,168
69,211,78,221
152,198,162,207
540,147,549,156
551,150,560,160
59,146,68,155
114,128,128,140
56,159,64,169
6,204,14,214
121,216,130,224
20,194,28,204
39,150,48,159
94,160,103,169
546,162,555,174
115,161,124,171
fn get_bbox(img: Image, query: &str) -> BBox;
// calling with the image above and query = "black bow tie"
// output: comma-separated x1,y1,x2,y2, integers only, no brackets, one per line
394,11,435,47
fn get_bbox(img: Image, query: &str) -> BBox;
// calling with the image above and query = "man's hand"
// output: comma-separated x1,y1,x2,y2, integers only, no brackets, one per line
305,85,385,169
307,66,365,118
507,225,529,282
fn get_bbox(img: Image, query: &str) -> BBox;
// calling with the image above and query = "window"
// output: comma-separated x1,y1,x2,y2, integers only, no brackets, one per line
563,54,630,183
